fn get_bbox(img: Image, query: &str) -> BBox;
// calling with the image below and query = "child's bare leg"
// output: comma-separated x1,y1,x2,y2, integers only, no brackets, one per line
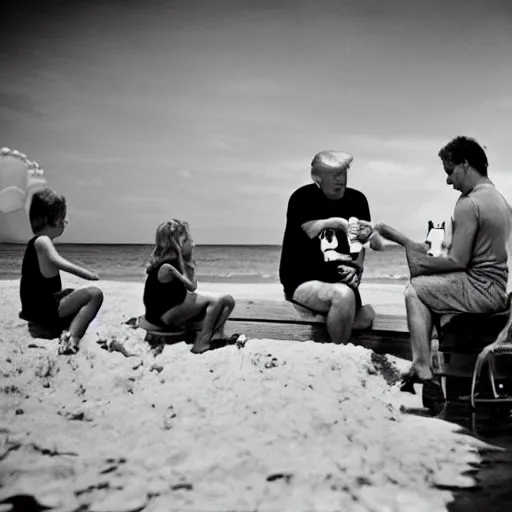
211,295,236,340
161,293,213,347
161,293,209,327
191,299,231,353
161,293,236,354
57,287,104,354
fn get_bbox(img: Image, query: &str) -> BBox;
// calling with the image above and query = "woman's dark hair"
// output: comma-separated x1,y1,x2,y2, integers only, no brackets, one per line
29,188,67,233
438,136,488,176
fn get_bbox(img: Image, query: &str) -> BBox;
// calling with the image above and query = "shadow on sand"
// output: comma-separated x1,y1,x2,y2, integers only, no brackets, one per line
25,320,70,340
391,332,512,510
403,400,512,511
443,403,512,512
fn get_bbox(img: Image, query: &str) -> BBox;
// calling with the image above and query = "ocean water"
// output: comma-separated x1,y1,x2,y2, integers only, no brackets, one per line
0,243,409,284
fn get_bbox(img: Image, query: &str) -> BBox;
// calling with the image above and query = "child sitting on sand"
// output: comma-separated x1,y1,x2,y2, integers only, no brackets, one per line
143,219,235,354
19,188,103,355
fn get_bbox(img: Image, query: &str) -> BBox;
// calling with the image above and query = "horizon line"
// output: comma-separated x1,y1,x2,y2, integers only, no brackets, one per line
1,241,400,247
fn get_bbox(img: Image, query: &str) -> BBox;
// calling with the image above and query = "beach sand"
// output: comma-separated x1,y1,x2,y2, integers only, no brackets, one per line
0,277,497,511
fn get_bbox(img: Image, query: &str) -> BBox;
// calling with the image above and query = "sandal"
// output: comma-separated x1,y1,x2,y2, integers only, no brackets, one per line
421,379,445,416
399,372,424,394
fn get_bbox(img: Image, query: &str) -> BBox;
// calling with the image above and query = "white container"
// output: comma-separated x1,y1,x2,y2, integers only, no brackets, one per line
348,217,363,257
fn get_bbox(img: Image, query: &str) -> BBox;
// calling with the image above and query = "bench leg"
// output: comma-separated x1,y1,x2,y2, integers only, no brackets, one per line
487,355,499,399
441,375,447,399
471,356,484,409
435,350,448,399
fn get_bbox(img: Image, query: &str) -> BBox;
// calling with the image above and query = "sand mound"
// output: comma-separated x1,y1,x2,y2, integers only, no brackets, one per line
0,279,494,512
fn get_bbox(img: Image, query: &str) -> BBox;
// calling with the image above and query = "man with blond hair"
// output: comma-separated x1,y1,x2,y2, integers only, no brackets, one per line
279,150,382,344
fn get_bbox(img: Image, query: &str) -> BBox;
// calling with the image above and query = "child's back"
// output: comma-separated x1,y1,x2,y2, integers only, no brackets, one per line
143,256,187,327
19,235,65,323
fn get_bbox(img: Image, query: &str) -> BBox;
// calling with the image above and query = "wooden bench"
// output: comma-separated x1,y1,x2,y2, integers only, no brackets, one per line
225,299,411,359
137,304,410,357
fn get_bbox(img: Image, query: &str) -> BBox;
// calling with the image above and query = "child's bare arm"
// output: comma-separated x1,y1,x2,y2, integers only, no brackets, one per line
35,236,99,280
183,260,197,289
158,263,197,292
171,239,197,291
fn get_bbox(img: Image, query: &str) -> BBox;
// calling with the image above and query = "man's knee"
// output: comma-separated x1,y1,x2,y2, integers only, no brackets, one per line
405,282,419,301
330,285,356,309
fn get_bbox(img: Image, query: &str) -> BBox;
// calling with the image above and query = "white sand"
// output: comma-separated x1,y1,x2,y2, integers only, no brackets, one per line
0,278,496,512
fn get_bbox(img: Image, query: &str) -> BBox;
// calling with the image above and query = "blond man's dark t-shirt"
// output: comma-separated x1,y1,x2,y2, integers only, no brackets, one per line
279,184,371,298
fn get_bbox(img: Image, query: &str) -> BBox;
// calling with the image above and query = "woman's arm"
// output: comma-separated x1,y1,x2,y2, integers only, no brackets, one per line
35,236,99,280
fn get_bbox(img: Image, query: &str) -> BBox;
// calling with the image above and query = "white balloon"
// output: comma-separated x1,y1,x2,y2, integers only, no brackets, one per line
0,186,27,213
0,155,29,193
0,147,49,241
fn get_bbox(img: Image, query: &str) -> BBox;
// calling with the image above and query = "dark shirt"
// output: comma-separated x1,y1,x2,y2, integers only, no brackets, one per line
279,184,371,298
19,235,63,323
143,259,188,326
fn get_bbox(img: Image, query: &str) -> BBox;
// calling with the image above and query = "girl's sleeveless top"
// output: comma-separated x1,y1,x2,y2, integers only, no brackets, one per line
143,259,188,326
19,235,63,323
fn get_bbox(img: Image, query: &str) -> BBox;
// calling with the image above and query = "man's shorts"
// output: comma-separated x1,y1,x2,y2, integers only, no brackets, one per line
411,273,508,315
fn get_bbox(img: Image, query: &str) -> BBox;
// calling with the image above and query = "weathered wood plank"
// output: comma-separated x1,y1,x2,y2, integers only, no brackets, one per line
229,298,409,332
135,298,411,358
225,320,411,359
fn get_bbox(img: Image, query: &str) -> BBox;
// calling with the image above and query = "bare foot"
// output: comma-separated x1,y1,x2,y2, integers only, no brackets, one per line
58,332,80,355
407,362,433,381
353,305,375,330
190,342,210,354
210,326,227,342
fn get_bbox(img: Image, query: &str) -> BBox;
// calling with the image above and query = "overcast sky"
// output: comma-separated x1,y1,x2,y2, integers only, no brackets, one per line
1,0,511,244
